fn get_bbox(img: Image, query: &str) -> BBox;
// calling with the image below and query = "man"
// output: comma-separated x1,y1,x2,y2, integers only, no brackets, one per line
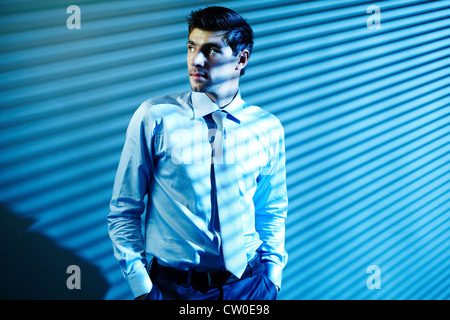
107,6,288,300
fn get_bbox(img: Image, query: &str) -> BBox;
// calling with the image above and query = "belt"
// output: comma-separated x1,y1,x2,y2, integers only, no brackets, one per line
150,255,264,289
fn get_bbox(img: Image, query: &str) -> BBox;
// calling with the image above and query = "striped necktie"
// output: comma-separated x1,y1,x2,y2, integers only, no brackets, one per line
211,110,247,278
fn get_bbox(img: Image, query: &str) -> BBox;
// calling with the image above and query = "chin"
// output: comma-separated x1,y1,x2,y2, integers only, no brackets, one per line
190,82,208,93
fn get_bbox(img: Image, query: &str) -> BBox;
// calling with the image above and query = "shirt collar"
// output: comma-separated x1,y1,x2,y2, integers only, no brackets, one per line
191,90,244,123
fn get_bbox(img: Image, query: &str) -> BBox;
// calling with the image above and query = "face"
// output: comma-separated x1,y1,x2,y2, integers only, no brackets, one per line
187,28,247,98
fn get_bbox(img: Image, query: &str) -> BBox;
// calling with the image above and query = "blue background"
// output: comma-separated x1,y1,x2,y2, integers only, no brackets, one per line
0,0,449,299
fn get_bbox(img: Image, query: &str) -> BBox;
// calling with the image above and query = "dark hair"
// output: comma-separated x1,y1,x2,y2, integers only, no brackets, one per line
187,6,254,75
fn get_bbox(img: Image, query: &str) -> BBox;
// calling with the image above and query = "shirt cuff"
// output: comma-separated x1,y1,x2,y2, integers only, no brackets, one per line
262,261,283,290
126,266,152,298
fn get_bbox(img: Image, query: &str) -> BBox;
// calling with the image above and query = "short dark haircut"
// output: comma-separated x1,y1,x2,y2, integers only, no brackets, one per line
187,6,254,75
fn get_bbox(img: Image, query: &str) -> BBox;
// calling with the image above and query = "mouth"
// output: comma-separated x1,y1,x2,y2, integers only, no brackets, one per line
190,72,208,80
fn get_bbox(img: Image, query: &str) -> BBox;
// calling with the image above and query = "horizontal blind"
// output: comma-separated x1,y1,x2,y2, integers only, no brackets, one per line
0,0,449,299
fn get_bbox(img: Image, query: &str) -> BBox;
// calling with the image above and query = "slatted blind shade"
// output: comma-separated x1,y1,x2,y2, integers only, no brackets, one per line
0,0,448,299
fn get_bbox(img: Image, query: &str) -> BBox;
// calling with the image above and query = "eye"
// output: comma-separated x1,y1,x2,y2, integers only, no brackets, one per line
208,47,220,55
188,45,196,53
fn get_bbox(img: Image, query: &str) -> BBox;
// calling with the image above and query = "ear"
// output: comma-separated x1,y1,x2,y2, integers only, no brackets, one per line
235,49,250,72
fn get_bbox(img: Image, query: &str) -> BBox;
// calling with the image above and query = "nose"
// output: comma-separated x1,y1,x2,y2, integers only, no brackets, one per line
191,50,206,67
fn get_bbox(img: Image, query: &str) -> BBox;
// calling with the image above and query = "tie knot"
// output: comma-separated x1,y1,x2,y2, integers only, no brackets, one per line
212,110,226,130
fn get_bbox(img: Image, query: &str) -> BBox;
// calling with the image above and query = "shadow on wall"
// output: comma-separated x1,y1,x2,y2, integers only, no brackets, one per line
0,203,108,300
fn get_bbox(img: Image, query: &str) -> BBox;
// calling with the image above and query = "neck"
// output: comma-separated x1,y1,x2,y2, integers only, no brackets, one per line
206,82,239,108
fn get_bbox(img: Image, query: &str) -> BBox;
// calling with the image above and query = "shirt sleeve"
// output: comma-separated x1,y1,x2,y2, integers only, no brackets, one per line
107,102,155,298
253,117,288,289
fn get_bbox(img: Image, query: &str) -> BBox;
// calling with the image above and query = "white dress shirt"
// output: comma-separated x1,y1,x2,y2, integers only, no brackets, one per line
108,90,288,298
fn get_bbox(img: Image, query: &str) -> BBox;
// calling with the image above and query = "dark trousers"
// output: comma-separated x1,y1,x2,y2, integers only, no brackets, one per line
147,260,278,300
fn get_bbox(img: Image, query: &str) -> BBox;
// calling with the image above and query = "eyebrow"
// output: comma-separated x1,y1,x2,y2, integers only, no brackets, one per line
187,40,222,48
